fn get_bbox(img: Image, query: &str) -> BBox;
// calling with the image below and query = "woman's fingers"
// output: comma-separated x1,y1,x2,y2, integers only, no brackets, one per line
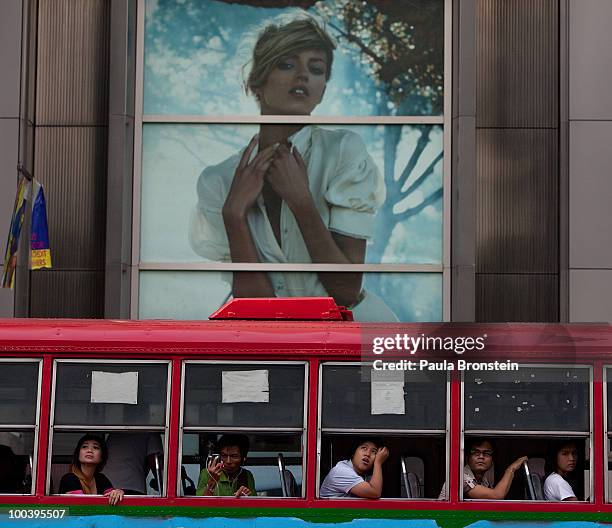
238,134,259,171
108,489,123,505
250,143,278,167
292,146,307,169
249,144,278,174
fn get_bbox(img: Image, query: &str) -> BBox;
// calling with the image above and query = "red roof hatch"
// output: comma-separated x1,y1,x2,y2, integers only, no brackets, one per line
209,297,354,321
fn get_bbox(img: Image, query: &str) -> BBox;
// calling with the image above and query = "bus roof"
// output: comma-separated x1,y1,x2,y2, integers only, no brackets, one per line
0,318,610,361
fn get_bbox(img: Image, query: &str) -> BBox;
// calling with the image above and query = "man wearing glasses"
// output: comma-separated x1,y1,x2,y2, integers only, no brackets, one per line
438,437,527,499
197,434,256,497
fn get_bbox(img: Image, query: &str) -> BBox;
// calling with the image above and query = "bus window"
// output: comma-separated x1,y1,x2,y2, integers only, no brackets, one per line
48,360,170,496
180,361,307,498
606,367,612,502
318,363,447,499
462,366,591,501
0,360,41,495
181,432,302,497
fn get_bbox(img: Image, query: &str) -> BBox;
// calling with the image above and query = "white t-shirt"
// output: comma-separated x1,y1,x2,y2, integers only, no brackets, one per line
319,460,365,498
544,472,576,501
104,433,163,494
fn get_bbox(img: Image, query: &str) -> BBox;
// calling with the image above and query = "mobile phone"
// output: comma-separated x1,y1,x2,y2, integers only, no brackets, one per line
206,453,220,466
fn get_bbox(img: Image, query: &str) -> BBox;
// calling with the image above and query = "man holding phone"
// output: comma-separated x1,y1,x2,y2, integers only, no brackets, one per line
196,434,256,497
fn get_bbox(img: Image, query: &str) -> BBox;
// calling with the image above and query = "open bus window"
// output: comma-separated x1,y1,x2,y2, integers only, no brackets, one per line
0,360,41,495
318,363,447,499
462,366,591,502
0,432,35,494
319,434,444,499
181,361,308,498
181,432,303,497
49,431,165,496
48,360,170,496
457,435,589,501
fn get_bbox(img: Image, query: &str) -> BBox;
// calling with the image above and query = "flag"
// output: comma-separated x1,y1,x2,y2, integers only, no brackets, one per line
2,177,29,288
30,180,52,270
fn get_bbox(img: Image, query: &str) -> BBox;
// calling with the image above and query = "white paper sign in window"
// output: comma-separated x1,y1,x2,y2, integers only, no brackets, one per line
371,369,405,415
91,371,138,405
222,370,269,403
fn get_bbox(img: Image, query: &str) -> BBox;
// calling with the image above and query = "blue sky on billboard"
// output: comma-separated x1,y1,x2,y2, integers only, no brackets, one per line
143,0,444,116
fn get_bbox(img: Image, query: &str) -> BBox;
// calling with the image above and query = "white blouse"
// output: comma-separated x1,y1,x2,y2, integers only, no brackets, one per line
189,125,385,301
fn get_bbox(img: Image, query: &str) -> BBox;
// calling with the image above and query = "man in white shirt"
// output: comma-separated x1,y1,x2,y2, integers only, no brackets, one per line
319,438,389,498
438,438,527,500
104,433,163,495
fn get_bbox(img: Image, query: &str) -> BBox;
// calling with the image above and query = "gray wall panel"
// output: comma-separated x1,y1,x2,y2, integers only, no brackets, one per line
569,121,612,268
476,274,558,322
0,0,22,117
454,0,476,118
29,270,104,318
0,119,19,317
569,0,612,120
0,120,19,266
33,127,107,269
570,270,612,322
36,0,110,125
452,116,476,321
477,0,558,128
476,129,559,273
0,288,13,318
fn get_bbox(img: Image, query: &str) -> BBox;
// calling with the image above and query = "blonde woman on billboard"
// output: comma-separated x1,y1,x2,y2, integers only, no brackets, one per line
189,17,395,321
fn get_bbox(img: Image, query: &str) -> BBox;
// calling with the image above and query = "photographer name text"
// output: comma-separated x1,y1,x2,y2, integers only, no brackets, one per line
372,359,519,371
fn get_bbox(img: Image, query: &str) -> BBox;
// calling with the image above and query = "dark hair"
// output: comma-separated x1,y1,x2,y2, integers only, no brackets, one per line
0,444,23,493
465,437,495,455
72,434,108,473
545,439,578,477
218,434,250,459
349,437,384,458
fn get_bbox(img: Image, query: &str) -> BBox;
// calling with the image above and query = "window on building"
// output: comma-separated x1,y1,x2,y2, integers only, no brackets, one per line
134,0,449,322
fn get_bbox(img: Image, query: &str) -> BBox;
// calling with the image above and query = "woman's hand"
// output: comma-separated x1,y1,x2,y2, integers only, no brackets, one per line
105,488,124,506
222,135,278,220
266,144,311,211
233,485,251,498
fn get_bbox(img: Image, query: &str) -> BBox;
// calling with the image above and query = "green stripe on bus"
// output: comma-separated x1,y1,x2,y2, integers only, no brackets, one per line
3,506,611,527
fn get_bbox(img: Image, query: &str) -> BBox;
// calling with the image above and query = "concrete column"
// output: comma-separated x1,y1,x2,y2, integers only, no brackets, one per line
0,0,23,317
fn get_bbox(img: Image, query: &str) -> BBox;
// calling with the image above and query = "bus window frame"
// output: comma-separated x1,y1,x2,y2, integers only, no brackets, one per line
47,358,172,497
460,363,594,503
0,358,43,496
316,361,450,500
603,365,611,503
178,359,309,499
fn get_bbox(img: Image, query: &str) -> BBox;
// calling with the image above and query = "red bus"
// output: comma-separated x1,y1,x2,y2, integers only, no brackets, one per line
0,298,610,527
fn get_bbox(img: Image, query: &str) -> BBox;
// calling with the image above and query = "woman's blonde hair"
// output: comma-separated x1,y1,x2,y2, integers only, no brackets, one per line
245,17,336,97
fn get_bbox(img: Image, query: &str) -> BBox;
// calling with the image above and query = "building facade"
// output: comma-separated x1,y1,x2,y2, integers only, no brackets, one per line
0,0,611,323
